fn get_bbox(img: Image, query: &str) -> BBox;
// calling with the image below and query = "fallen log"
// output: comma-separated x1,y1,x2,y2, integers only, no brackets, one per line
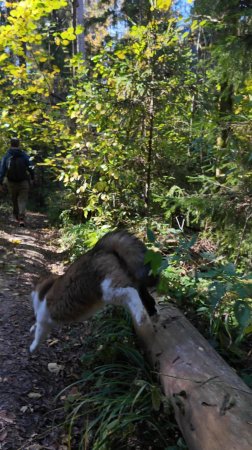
135,303,252,450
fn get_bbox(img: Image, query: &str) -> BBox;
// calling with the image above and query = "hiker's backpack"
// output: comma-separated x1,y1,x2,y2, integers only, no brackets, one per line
6,155,28,182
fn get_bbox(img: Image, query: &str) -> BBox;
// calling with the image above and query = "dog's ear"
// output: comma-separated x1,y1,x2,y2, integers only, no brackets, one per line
35,274,59,300
33,271,54,286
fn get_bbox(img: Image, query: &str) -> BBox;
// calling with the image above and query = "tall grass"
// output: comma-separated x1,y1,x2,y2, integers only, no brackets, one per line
61,308,185,450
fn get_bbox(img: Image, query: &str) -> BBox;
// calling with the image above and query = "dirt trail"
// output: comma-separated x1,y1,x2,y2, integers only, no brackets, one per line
0,212,86,450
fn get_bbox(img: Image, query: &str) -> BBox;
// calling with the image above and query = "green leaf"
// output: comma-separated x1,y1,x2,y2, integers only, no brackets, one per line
147,228,156,243
209,282,227,309
222,263,236,277
234,301,251,330
241,374,252,388
144,250,163,275
151,386,161,411
197,269,219,279
234,282,252,299
244,324,252,335
200,252,216,261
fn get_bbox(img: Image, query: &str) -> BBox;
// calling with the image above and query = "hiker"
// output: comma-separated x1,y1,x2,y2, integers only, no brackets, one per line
0,137,34,226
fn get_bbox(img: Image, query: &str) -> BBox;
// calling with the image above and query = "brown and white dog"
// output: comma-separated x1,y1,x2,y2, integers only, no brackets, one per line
29,230,158,352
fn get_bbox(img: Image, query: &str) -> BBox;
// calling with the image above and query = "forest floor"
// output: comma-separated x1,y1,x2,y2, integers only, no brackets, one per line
0,210,89,450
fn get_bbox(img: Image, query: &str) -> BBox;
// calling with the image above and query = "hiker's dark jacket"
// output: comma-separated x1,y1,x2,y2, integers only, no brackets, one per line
0,147,34,184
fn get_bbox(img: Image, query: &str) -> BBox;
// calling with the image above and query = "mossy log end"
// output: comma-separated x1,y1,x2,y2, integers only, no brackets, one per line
135,304,252,450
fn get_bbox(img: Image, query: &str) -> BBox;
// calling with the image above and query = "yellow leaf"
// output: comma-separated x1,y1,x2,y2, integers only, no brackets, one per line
55,36,61,46
76,25,84,35
10,239,21,245
0,53,8,63
145,48,153,58
111,172,119,180
77,182,87,193
115,50,126,60
61,27,76,41
156,0,172,11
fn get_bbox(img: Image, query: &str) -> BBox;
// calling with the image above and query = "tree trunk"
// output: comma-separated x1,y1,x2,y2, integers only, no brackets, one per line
218,81,233,147
72,0,78,56
135,304,252,450
144,92,154,217
76,0,85,57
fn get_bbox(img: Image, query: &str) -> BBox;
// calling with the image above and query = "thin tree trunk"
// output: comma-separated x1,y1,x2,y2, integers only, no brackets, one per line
145,93,154,216
19,42,27,67
72,0,78,56
76,0,85,57
219,81,233,147
216,81,233,177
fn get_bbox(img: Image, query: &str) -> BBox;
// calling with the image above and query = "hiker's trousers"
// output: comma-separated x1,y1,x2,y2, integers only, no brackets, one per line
7,180,29,220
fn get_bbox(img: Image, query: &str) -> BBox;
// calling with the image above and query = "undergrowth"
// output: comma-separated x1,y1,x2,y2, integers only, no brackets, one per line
156,228,252,385
60,308,186,450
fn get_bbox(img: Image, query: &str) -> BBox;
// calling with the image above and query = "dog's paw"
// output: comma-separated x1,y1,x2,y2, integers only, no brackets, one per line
30,323,36,333
29,341,37,353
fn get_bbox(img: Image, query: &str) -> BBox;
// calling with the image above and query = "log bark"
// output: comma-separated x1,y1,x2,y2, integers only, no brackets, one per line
135,304,252,450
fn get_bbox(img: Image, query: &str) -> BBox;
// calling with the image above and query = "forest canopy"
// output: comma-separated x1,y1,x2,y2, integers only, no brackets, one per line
0,0,251,262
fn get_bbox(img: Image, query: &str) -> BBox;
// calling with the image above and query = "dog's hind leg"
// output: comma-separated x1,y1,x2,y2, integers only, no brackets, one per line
30,321,51,353
29,298,53,352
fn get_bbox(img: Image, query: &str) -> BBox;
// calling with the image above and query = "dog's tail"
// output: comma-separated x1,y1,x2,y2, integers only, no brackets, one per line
94,230,158,315
94,230,157,284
